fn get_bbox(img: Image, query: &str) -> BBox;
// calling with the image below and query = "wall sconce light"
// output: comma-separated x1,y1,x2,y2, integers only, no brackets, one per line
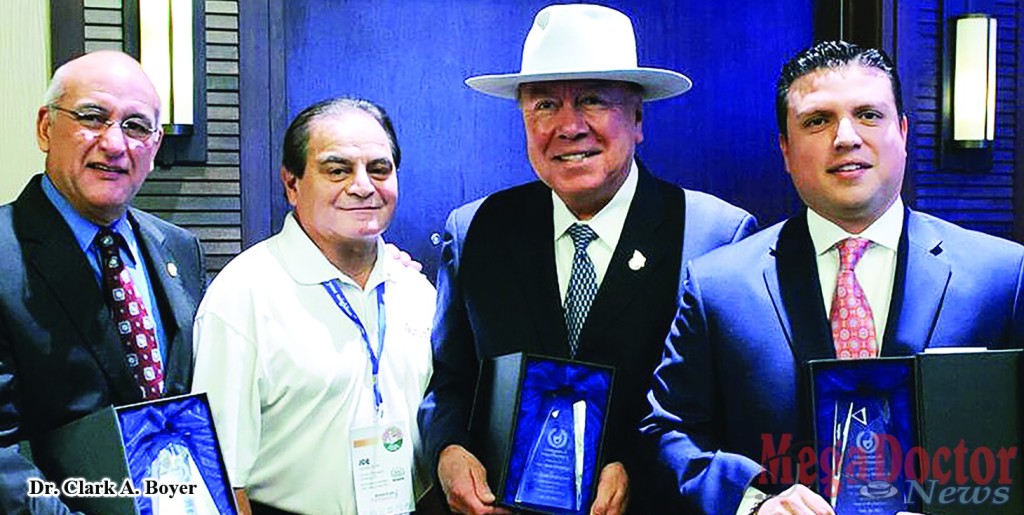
140,0,194,136
952,14,996,148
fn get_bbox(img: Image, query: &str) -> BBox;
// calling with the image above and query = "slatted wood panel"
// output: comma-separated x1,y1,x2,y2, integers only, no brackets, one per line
82,0,243,279
83,0,122,52
909,0,1018,240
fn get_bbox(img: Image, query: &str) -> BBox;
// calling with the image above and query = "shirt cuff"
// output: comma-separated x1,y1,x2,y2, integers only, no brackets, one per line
736,486,767,515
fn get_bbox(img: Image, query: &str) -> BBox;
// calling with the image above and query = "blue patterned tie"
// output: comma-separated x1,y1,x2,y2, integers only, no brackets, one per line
564,223,599,358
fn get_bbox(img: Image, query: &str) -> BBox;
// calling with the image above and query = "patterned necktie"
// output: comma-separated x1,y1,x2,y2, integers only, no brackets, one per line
830,237,878,359
564,223,599,358
95,227,165,399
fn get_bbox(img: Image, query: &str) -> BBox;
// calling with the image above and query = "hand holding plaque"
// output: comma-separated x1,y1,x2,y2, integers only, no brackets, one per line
470,353,613,515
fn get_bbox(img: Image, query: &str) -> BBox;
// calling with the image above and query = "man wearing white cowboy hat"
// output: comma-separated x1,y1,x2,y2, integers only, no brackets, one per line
418,4,756,514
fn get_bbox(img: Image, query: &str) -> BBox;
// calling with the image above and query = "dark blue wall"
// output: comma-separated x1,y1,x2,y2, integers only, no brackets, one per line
281,1,815,278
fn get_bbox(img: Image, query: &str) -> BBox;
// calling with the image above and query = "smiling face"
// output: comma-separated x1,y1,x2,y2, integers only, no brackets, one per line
519,80,643,219
283,108,398,251
36,51,163,225
779,64,908,233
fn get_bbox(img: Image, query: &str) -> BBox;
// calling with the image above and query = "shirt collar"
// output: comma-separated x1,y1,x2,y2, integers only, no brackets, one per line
807,196,905,256
552,159,638,248
277,212,389,290
41,173,139,262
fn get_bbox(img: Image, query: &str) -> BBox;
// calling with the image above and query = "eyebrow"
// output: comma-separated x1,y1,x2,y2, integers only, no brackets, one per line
794,108,831,120
319,156,353,166
795,102,888,118
72,102,109,112
73,102,155,122
521,82,619,97
318,156,393,168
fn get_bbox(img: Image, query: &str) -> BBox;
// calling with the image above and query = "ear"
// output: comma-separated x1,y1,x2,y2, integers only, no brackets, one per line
280,167,300,207
152,127,164,150
778,133,792,174
899,114,908,147
633,103,644,145
36,106,51,152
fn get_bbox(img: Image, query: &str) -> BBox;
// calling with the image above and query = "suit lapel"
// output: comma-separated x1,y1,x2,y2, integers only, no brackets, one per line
766,211,836,363
507,187,568,357
882,209,949,356
14,177,143,402
131,210,196,393
577,169,672,352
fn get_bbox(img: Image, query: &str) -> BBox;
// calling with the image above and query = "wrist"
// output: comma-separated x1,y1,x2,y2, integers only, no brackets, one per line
748,493,776,515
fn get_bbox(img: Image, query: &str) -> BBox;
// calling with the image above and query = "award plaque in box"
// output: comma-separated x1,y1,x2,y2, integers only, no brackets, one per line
32,393,237,515
470,352,613,515
809,358,917,515
914,350,1023,514
810,350,1024,515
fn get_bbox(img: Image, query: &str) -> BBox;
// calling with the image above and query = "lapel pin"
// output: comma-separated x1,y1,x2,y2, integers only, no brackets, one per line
166,262,178,278
628,250,646,271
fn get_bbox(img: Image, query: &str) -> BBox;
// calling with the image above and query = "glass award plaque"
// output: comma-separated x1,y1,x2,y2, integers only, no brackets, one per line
118,394,236,515
31,393,238,515
513,398,586,510
810,358,915,515
470,353,613,515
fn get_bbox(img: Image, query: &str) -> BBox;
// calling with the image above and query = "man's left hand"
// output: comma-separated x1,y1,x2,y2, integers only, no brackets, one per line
590,461,629,515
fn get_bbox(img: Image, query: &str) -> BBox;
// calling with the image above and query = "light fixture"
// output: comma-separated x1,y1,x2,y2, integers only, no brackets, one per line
139,0,194,135
952,14,996,148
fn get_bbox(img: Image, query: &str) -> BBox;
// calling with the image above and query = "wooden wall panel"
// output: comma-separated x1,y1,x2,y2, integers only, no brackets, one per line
902,0,1019,241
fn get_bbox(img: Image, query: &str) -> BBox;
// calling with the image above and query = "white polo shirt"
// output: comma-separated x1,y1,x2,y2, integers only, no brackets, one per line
192,213,435,514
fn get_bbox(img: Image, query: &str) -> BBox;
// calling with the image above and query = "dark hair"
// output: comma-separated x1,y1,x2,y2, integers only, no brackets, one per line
776,40,903,137
282,97,401,177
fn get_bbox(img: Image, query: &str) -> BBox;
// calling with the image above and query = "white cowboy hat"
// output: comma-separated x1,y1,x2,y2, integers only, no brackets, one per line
465,4,692,101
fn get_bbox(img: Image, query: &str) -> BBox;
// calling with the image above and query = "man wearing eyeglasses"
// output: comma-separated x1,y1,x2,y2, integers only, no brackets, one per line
0,50,206,512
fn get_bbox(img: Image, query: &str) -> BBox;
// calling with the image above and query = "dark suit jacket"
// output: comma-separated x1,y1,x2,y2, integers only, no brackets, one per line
642,208,1024,514
417,168,757,496
0,175,206,514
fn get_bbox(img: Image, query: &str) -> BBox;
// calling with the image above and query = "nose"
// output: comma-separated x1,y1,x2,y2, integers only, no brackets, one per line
553,105,589,141
834,117,863,150
97,122,129,155
347,167,375,198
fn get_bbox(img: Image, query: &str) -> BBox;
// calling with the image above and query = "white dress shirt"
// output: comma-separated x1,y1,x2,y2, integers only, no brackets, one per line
808,197,904,349
552,160,638,301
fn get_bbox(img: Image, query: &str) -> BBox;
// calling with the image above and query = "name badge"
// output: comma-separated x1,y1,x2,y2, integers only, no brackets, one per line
350,420,415,515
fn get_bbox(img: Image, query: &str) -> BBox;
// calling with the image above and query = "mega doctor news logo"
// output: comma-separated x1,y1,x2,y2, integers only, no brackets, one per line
758,432,1019,507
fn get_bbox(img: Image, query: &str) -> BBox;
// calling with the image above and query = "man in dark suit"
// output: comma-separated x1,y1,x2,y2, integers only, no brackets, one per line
417,5,756,514
642,41,1024,514
0,51,206,513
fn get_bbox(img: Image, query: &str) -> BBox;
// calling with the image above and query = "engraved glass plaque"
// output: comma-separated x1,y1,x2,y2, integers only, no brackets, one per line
514,398,583,510
118,395,236,515
148,443,221,515
811,359,915,515
497,357,612,515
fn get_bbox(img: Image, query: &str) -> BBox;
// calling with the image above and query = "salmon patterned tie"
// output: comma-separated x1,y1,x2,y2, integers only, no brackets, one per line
95,227,165,399
830,237,878,359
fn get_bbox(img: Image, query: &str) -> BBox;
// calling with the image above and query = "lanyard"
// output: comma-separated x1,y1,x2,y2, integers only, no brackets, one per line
322,279,387,419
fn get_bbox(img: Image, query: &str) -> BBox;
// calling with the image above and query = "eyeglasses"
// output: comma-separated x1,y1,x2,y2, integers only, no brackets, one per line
49,105,158,142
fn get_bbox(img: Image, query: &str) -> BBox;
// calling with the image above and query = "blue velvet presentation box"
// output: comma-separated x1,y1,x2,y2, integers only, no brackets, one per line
809,350,1022,515
32,393,237,515
470,352,614,515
